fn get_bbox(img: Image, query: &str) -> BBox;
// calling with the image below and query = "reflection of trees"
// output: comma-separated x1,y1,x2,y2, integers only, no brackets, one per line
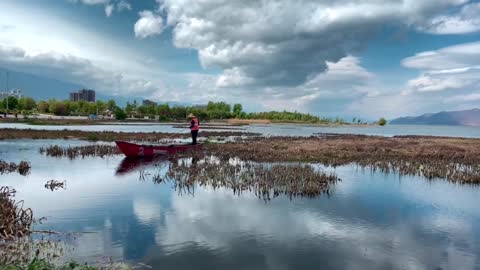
141,158,338,201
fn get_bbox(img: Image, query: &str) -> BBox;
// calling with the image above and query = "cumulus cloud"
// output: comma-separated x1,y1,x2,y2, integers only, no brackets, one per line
150,0,477,88
134,11,165,39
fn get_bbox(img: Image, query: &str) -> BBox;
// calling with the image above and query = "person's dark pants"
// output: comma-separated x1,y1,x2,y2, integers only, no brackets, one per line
191,130,198,145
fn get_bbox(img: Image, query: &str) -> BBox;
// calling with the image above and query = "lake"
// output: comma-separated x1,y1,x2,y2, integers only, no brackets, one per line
2,123,480,138
1,139,480,269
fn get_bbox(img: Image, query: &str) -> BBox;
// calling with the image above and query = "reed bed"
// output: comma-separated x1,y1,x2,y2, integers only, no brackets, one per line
143,158,339,201
0,187,33,241
204,135,480,183
40,145,121,159
0,160,31,176
0,128,260,142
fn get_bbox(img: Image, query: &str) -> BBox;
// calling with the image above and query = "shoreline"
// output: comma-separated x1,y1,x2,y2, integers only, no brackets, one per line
0,118,374,127
0,128,260,141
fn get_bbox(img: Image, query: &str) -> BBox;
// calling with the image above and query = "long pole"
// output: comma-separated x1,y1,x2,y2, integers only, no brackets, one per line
5,71,8,112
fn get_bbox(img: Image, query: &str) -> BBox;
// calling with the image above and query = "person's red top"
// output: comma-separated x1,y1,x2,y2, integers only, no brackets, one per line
190,118,200,131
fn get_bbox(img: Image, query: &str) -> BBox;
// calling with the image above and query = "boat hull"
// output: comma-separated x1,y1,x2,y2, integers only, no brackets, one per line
115,141,203,157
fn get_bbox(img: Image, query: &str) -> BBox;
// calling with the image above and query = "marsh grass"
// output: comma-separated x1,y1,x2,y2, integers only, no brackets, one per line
140,158,339,201
0,161,31,176
0,187,33,241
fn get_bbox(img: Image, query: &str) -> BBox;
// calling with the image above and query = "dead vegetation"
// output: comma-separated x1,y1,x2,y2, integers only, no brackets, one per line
44,180,66,191
139,158,339,201
0,160,31,176
205,135,480,183
0,128,260,142
0,187,33,241
40,145,120,159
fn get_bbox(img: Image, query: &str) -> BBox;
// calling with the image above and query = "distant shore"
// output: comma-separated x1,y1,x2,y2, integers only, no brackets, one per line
0,116,374,127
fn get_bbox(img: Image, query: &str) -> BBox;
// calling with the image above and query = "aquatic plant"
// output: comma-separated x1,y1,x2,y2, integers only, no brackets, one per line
44,180,66,191
0,187,33,241
140,158,339,201
204,135,480,184
40,145,121,159
0,161,31,176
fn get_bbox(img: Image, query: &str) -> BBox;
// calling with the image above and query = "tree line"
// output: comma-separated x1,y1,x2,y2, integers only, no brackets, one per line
0,96,383,124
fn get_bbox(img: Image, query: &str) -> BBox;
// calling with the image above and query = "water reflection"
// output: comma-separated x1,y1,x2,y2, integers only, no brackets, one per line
1,140,480,269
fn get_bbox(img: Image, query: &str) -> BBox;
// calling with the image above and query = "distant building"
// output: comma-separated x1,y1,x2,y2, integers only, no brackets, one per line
0,89,23,100
143,99,157,106
70,89,95,102
70,92,79,102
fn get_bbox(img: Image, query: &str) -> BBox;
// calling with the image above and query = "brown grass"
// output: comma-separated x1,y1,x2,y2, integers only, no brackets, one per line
0,187,33,241
0,128,260,142
227,118,272,125
204,135,480,183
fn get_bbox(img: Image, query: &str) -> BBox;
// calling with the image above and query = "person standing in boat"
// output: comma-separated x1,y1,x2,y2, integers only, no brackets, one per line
188,113,200,145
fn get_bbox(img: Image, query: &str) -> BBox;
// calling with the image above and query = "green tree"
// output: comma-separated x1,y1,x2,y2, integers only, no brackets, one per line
0,99,4,110
107,99,117,110
38,100,49,113
125,102,136,115
158,104,171,121
115,108,127,120
52,101,68,116
18,97,37,111
233,104,243,118
378,117,387,126
5,96,18,110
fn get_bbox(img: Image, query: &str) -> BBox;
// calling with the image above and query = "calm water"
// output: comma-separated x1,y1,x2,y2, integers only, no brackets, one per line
2,123,480,138
1,139,480,269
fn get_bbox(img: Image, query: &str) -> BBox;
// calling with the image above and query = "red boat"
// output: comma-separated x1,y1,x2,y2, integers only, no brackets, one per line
115,141,203,157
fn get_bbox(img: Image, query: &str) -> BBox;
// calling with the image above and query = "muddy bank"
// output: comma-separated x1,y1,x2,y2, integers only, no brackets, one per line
0,128,260,142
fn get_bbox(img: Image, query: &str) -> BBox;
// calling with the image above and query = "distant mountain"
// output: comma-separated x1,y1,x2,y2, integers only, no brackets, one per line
390,108,480,126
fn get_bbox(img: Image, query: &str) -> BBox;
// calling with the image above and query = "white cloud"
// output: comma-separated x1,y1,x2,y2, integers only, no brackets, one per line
152,0,476,88
105,3,114,17
403,42,480,94
117,0,131,12
402,42,480,70
419,2,480,34
445,92,480,103
69,0,132,17
134,11,165,39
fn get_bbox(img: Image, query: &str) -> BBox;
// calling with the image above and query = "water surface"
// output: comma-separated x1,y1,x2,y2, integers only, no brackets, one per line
2,123,480,138
1,139,480,269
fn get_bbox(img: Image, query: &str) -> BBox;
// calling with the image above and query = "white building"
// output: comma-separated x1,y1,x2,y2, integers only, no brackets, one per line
0,89,23,100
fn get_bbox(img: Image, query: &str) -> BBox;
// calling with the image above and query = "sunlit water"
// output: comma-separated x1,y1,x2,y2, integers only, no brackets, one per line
1,139,480,269
2,123,480,137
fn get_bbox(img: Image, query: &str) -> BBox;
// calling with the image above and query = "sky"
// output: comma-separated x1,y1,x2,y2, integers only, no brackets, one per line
0,0,480,119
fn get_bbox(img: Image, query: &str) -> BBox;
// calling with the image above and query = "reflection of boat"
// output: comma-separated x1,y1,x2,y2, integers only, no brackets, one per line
115,141,203,157
115,156,170,175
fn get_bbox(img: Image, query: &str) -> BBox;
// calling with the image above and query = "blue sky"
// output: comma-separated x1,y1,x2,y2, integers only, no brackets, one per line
1,0,480,119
